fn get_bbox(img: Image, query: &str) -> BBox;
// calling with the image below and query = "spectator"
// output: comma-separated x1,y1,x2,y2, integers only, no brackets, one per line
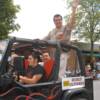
95,58,100,79
85,64,92,77
96,58,100,70
90,57,96,70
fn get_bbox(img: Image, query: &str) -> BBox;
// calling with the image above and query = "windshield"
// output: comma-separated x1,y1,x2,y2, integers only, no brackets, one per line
0,40,8,64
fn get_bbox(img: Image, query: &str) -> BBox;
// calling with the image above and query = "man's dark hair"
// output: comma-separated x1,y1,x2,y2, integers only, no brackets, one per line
42,50,50,55
31,52,40,62
53,14,62,21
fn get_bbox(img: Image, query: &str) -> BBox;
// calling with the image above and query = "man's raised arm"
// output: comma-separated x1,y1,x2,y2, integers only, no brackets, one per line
66,0,79,30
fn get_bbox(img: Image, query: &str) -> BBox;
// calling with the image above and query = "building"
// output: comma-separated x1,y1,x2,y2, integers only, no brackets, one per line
72,40,100,64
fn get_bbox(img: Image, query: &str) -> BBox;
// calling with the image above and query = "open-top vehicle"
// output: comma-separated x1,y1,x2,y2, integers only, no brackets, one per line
0,38,93,100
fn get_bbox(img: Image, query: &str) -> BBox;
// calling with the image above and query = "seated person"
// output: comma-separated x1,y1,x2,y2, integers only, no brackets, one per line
8,50,19,66
19,52,45,84
42,51,55,79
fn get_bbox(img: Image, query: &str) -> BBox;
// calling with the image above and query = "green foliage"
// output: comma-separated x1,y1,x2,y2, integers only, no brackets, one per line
0,0,20,40
65,0,100,57
75,0,100,43
64,0,72,22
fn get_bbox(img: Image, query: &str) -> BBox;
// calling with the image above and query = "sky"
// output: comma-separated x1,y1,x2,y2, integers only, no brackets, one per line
10,0,68,39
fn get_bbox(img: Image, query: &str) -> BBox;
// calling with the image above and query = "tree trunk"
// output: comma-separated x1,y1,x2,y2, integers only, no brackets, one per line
90,40,94,58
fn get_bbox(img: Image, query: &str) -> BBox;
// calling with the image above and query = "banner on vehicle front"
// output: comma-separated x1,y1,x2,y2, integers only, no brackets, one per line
62,76,85,90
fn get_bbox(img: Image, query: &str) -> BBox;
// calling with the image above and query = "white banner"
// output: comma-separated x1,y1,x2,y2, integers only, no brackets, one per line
62,76,85,90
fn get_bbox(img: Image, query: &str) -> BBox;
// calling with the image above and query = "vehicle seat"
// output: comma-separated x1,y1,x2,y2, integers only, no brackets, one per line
13,56,25,75
24,59,29,70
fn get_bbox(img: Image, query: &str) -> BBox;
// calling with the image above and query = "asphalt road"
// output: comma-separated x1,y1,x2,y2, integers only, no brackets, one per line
93,80,100,100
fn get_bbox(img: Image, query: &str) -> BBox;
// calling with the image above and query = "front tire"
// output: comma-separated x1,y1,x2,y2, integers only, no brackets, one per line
70,94,89,100
71,97,87,100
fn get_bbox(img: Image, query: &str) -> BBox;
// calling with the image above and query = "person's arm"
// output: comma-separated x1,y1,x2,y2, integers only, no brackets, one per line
19,74,42,84
63,0,79,42
66,0,79,30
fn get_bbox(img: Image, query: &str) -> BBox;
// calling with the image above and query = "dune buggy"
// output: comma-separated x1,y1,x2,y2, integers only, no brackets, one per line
0,38,93,100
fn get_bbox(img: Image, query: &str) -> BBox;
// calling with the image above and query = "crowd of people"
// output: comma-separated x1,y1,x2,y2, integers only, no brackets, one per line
85,57,100,79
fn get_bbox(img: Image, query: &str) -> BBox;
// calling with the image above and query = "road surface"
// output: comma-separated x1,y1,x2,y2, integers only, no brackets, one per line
93,80,100,100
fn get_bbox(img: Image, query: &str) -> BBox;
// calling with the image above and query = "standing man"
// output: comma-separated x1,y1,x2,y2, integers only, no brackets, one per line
44,0,79,43
44,0,79,79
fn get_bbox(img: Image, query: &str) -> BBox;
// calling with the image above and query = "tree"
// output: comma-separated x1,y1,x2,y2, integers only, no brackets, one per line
74,0,100,57
0,0,20,40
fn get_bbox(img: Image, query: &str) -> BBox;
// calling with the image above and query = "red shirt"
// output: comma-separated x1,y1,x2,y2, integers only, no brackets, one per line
44,59,54,79
24,59,29,70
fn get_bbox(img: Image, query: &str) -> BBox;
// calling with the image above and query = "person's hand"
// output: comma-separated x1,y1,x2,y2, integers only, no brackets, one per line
72,0,79,9
56,32,64,40
19,75,25,80
19,75,26,83
19,79,24,83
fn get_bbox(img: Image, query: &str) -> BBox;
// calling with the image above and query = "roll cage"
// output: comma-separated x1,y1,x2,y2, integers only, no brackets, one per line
0,37,85,76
